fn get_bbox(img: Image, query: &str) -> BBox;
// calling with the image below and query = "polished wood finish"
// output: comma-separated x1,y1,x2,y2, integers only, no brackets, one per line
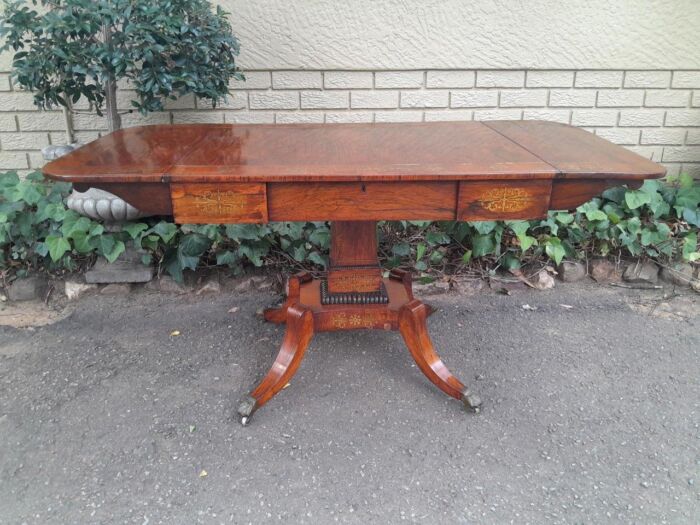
45,122,664,222
399,300,480,410
457,179,552,221
485,120,662,179
171,183,267,223
327,221,382,293
268,181,458,221
238,303,315,425
44,122,663,182
43,121,666,424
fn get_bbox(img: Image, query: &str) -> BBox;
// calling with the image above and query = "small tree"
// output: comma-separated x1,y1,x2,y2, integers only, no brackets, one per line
1,0,242,136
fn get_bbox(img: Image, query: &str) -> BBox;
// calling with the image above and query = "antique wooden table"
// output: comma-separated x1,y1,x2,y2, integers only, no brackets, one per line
44,121,665,425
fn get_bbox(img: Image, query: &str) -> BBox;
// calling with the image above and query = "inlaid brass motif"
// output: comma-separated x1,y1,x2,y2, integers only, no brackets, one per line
193,189,246,214
479,187,534,212
332,313,348,328
348,313,377,328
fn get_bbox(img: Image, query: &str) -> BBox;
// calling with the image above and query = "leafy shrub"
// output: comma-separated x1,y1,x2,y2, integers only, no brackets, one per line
0,171,698,283
1,0,241,118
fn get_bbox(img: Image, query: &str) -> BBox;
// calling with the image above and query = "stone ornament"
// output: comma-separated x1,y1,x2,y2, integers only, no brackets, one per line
43,143,150,224
66,187,146,223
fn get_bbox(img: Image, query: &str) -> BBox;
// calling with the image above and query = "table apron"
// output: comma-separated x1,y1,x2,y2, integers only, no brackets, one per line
72,178,631,224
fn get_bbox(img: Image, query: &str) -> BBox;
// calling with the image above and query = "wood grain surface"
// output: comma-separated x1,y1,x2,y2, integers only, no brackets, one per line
43,121,666,220
171,183,267,223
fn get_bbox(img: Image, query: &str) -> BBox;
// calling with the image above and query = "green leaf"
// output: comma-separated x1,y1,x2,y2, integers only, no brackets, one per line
678,173,694,189
544,238,565,265
292,245,307,262
123,222,148,239
178,233,211,270
238,243,268,267
216,250,239,267
392,242,410,257
0,171,20,188
151,221,178,243
225,224,267,241
472,234,497,257
70,231,93,253
554,212,575,225
308,226,330,249
601,186,626,204
501,254,521,270
102,240,125,263
307,251,327,268
60,214,92,239
579,202,608,221
683,206,700,228
682,232,698,262
429,250,443,264
416,242,426,261
625,190,652,210
425,231,450,245
472,221,497,235
626,216,642,235
45,235,71,261
461,249,472,264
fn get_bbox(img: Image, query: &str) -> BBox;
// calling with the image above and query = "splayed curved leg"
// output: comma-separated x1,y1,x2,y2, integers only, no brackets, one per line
398,299,481,411
262,304,289,324
238,303,315,425
262,272,311,324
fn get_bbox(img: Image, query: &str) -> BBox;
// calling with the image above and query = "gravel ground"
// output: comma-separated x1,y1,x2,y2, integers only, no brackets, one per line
0,280,698,524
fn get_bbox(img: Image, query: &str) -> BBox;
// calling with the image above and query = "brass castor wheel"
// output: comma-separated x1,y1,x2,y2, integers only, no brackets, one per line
462,389,482,413
237,395,257,426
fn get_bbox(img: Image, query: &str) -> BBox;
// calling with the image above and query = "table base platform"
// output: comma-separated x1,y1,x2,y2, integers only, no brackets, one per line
237,221,481,425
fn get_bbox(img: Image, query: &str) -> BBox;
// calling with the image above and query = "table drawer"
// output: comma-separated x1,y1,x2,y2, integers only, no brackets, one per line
267,181,457,221
457,180,551,220
171,183,268,223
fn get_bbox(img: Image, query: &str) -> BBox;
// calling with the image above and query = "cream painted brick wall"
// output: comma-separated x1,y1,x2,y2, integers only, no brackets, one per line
350,90,399,109
476,71,524,88
324,72,373,89
426,71,475,88
451,90,498,108
300,90,349,109
0,69,698,177
549,90,596,107
374,71,423,89
400,91,449,109
272,71,322,89
672,72,700,89
575,71,623,88
624,71,671,88
526,71,574,88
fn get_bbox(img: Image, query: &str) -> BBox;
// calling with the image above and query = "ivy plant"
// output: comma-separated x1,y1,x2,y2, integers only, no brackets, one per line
0,171,697,283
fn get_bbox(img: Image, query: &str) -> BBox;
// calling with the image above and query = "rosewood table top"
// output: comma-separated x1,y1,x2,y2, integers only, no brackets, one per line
43,121,666,425
43,121,664,224
45,120,662,183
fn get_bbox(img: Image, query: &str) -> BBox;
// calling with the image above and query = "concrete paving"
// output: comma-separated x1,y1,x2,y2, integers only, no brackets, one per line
0,281,698,524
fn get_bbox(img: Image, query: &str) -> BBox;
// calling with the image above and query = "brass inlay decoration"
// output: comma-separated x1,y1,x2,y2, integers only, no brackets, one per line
479,187,534,213
332,313,348,329
193,189,246,214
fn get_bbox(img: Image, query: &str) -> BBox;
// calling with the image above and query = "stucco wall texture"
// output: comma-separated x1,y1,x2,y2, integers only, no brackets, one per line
0,1,699,177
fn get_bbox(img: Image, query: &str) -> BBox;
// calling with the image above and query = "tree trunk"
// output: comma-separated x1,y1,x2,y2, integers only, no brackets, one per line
62,104,74,144
102,24,121,133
